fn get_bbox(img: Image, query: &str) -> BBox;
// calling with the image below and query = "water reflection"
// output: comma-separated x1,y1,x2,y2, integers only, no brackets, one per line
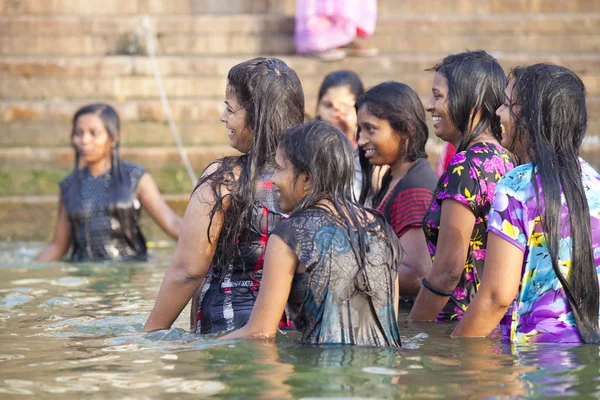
1,243,600,398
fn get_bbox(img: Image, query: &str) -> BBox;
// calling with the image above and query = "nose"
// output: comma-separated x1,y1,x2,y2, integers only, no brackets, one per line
220,108,227,123
425,96,435,112
495,105,503,117
357,129,367,148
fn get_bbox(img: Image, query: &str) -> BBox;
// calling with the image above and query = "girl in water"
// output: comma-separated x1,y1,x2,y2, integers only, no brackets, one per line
36,103,181,262
143,58,305,333
220,121,401,345
408,51,514,322
356,82,438,297
453,64,600,344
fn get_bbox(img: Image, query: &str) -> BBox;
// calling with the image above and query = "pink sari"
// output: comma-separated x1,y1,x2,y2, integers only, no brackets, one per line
295,0,378,54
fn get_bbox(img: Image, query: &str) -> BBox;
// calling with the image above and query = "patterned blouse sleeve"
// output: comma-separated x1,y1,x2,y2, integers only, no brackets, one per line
436,152,481,215
487,176,527,252
271,216,314,266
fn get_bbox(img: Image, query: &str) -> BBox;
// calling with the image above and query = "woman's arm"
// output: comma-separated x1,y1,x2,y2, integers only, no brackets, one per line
143,178,226,332
36,194,72,261
407,199,475,321
397,227,432,296
220,235,297,340
451,233,523,337
136,172,182,240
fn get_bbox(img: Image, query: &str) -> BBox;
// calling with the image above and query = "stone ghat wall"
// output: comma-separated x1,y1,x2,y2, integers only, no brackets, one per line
1,0,600,240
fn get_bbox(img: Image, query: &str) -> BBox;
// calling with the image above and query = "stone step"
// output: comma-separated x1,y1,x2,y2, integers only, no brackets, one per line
0,0,295,16
2,96,600,147
1,13,599,56
2,54,600,101
1,0,597,16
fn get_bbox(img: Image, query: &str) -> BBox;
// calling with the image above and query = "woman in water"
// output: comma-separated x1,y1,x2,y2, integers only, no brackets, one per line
356,82,438,297
143,58,305,333
36,103,182,262
408,51,514,322
220,121,401,345
453,64,600,344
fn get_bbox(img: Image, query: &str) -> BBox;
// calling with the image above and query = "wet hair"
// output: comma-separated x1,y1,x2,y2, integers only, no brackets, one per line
509,63,599,343
278,120,401,297
355,81,429,205
70,103,146,256
317,70,364,107
427,50,506,152
195,57,305,282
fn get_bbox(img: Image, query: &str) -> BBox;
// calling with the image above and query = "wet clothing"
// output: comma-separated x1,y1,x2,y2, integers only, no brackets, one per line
423,142,514,322
59,161,147,262
272,207,401,346
374,159,438,239
490,159,600,343
191,176,285,334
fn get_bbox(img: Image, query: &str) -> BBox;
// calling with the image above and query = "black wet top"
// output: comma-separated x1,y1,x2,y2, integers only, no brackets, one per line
59,162,147,262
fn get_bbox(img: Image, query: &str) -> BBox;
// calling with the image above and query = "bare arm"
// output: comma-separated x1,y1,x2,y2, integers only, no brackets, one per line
397,227,432,296
451,233,523,337
220,235,297,340
143,175,226,332
407,199,475,321
36,193,72,261
137,172,182,240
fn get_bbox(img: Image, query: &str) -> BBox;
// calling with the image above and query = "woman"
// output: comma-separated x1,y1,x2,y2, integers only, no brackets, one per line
315,70,365,197
220,121,401,345
356,82,438,296
143,58,305,333
36,103,182,262
408,51,514,322
453,64,600,344
295,0,379,61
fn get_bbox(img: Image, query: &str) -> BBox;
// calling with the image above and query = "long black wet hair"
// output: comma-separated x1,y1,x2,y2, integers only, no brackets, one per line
279,120,401,297
509,63,599,343
427,50,506,152
70,104,145,256
355,82,429,205
195,57,305,281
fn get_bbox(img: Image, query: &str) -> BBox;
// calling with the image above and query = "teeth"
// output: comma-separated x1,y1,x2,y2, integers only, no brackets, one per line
432,117,441,122
500,123,505,133
364,149,375,155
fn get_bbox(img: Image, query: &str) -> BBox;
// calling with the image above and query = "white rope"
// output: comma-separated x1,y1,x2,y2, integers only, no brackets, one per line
140,15,198,186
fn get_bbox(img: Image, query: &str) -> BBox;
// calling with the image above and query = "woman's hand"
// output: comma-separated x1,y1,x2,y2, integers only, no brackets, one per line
137,173,182,240
36,194,72,262
451,233,523,338
143,168,227,332
408,199,475,321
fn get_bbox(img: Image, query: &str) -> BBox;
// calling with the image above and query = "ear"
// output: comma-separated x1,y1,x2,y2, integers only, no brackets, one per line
300,171,312,192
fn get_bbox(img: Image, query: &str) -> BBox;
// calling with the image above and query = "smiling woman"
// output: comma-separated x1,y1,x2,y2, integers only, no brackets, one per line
408,51,515,323
143,58,305,335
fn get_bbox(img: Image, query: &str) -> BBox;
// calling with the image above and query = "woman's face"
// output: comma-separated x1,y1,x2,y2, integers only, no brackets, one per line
72,113,115,166
316,85,357,130
221,83,253,153
496,79,526,158
426,72,461,145
357,104,404,167
272,147,309,213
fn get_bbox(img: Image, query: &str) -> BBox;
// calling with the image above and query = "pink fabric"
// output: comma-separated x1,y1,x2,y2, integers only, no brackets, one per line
295,0,378,54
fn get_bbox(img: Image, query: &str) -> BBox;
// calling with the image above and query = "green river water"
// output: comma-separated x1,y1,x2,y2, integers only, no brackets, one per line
1,243,599,399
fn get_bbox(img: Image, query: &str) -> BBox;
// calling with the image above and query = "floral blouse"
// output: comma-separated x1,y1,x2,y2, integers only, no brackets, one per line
489,159,600,343
423,142,514,322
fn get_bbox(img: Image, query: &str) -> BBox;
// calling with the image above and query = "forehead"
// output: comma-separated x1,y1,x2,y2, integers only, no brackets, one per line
357,104,379,121
225,83,240,103
321,85,356,102
432,71,448,91
75,113,104,128
505,79,517,98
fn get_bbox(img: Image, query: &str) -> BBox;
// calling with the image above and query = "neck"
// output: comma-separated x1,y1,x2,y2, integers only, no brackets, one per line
390,158,416,180
86,158,112,177
453,129,498,149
